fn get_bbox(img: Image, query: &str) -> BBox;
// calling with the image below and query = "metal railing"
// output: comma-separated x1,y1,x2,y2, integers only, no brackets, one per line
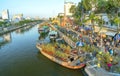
85,60,120,76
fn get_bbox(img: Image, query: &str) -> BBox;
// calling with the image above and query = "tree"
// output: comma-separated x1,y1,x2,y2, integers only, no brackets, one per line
69,5,76,14
96,0,108,13
49,17,52,22
57,15,64,26
0,21,5,27
113,16,120,32
72,2,82,25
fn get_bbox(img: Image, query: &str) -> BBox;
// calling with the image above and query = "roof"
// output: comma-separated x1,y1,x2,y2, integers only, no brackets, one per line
48,31,57,35
105,31,117,36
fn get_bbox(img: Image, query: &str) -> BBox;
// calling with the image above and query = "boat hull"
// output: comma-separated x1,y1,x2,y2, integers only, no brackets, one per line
36,44,85,69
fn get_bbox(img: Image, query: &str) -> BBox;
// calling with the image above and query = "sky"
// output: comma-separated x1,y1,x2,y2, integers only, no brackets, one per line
0,0,81,18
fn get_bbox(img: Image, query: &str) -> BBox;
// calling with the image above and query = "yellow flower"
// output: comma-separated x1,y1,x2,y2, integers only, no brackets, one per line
99,51,102,54
97,63,100,68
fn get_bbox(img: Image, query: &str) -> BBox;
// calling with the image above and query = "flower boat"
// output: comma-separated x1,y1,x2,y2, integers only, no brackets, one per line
48,30,58,39
36,39,85,69
38,25,49,33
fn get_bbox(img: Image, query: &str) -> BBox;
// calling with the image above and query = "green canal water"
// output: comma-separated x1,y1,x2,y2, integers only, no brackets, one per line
0,24,84,76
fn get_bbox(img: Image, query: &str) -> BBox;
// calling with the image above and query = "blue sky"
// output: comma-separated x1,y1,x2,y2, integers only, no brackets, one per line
0,0,81,18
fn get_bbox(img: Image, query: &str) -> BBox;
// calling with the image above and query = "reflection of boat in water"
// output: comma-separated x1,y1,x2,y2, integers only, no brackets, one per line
36,38,85,69
0,33,11,47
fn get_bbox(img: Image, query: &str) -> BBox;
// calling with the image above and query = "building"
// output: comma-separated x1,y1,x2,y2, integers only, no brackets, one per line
2,9,9,20
34,16,40,20
25,17,32,20
58,13,64,17
12,14,23,22
64,2,75,16
0,16,4,21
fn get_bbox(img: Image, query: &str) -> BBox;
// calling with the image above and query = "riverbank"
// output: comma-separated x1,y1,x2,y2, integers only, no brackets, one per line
0,21,41,35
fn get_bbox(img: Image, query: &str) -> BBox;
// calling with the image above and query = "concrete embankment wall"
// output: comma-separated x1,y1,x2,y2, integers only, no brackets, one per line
0,22,38,35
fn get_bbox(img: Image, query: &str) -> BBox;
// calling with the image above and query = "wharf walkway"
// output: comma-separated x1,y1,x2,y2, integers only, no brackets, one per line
49,24,76,48
85,60,120,76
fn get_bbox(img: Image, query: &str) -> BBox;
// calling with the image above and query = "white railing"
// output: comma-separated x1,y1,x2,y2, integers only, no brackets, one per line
85,60,120,76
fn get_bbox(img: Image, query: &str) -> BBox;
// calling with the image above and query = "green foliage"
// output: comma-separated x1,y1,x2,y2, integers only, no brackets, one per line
70,5,76,14
113,16,120,25
0,21,5,26
96,52,119,69
15,20,39,26
81,45,99,53
41,43,69,60
113,16,120,32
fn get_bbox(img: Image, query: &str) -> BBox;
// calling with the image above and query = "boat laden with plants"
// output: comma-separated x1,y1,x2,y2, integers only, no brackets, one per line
36,39,86,69
38,22,50,34
48,30,58,39
38,25,49,33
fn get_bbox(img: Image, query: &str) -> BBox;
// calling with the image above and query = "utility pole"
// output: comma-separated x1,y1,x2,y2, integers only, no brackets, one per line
118,8,120,33
63,0,66,26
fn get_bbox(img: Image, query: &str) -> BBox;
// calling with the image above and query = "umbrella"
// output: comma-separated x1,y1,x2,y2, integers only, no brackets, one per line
76,41,84,47
116,34,120,40
114,33,120,40
84,27,92,31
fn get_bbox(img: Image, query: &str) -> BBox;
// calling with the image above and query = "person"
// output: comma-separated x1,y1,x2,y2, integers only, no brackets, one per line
76,59,80,65
107,62,112,72
109,48,113,55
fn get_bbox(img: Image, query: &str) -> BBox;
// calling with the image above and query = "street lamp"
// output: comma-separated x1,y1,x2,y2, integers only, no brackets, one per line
118,8,120,32
63,0,66,26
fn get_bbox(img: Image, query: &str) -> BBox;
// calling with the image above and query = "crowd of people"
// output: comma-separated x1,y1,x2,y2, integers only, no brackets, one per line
70,25,120,72
73,25,120,55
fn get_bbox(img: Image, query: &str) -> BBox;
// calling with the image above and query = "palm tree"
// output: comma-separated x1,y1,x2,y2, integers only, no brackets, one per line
69,5,76,14
58,15,64,26
87,13,96,33
114,16,120,32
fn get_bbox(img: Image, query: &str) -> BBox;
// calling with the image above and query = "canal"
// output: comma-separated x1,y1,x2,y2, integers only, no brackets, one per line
0,23,84,76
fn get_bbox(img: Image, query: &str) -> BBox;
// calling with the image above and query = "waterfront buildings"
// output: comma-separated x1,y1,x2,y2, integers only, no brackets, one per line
25,17,32,20
2,9,9,20
12,14,23,21
64,2,75,16
12,14,23,23
0,16,4,22
58,13,64,17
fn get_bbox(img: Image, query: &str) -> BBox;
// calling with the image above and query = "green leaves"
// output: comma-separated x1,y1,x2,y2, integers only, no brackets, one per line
114,16,120,25
69,5,76,14
15,20,35,26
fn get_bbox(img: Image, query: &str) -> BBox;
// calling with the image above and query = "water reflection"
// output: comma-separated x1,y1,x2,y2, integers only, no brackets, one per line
15,25,33,34
0,33,11,48
0,25,34,48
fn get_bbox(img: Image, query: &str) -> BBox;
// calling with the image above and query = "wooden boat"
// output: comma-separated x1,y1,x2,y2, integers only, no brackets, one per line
48,30,58,39
38,26,49,33
36,42,85,69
